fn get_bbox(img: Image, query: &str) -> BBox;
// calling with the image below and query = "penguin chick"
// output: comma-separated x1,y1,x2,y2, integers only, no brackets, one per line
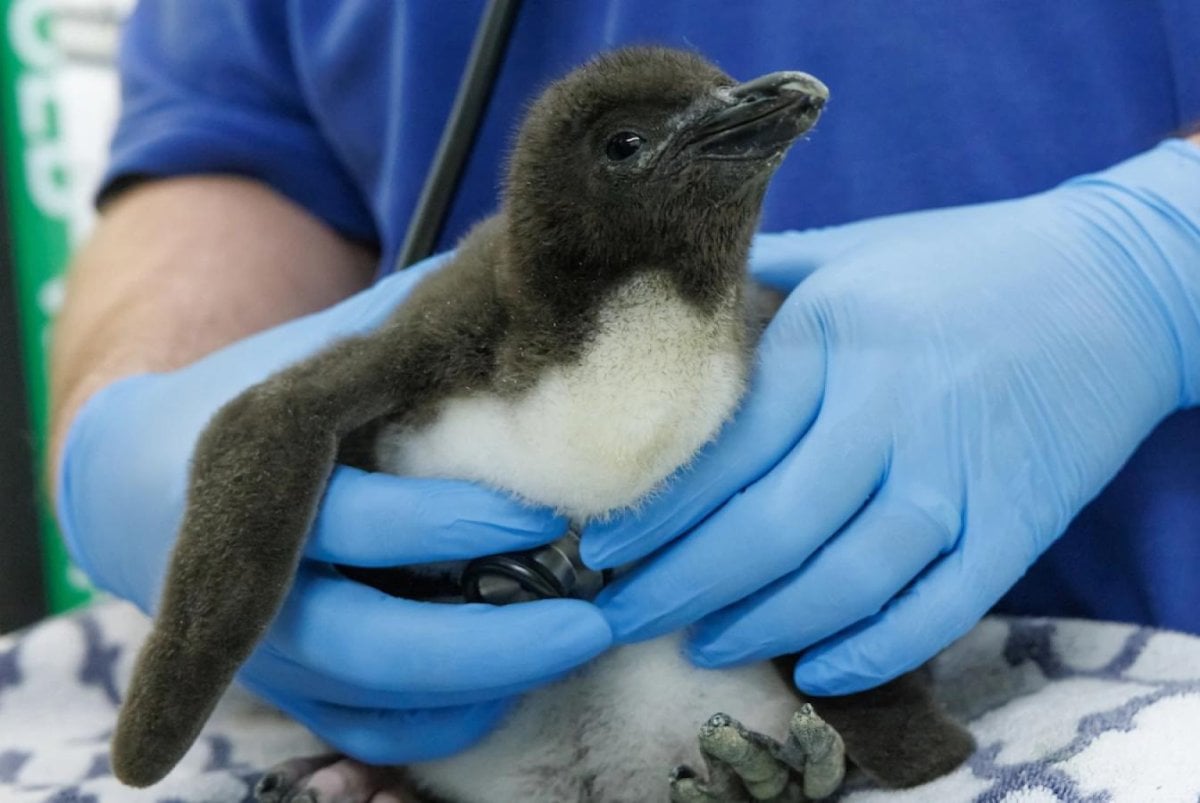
111,48,972,800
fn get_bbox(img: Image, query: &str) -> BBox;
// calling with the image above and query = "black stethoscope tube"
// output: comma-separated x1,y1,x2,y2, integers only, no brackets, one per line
396,0,522,268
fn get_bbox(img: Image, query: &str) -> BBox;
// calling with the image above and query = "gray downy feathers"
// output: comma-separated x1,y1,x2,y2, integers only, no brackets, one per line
109,47,972,799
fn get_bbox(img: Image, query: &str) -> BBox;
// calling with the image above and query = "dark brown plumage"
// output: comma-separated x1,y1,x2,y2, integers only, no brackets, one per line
111,47,971,797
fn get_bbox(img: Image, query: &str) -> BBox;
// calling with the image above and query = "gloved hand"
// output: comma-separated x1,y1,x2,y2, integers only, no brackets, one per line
582,139,1200,695
56,254,612,764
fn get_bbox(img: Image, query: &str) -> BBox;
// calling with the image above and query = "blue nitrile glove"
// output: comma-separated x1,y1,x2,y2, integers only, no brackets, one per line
582,139,1200,696
56,254,612,764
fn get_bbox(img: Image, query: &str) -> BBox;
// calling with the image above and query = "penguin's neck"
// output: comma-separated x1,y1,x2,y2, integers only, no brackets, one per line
506,216,757,326
377,266,752,521
374,204,765,518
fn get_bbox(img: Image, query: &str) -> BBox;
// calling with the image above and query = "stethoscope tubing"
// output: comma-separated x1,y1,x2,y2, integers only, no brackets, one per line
396,0,523,269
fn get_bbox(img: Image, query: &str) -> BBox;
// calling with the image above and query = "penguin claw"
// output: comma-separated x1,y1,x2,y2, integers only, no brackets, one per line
787,706,845,799
669,707,846,802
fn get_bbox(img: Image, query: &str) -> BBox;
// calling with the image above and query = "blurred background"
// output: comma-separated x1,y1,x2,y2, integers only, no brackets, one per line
1,0,133,632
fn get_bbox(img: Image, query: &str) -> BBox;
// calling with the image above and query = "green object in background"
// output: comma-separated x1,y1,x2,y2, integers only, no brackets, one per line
2,0,95,612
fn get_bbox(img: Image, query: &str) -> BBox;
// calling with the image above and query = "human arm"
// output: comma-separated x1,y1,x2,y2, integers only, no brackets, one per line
581,138,1200,694
49,175,376,477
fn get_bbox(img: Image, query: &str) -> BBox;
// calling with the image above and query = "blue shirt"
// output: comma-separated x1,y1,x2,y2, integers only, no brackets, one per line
105,1,1200,632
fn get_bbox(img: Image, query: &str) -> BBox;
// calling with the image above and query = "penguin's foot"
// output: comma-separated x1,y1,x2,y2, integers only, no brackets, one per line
669,705,846,802
255,754,418,803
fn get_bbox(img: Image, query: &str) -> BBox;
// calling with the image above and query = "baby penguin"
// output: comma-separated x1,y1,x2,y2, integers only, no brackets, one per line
111,48,973,802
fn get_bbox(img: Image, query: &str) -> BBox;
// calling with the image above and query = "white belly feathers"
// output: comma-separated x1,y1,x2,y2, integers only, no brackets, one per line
376,272,801,803
375,272,747,520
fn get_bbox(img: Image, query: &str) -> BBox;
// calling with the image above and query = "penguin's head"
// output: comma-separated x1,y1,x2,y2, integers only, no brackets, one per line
504,47,827,279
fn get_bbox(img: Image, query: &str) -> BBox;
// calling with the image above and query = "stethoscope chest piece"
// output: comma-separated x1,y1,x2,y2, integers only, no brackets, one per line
461,530,608,604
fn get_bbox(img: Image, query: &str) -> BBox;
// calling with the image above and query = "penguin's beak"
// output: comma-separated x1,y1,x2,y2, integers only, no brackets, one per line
684,71,828,160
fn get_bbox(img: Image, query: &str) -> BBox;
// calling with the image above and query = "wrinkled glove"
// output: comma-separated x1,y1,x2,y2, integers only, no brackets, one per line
56,254,612,764
583,139,1200,695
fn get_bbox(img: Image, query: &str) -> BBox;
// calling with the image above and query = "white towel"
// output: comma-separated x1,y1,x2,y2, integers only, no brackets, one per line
2,601,1197,802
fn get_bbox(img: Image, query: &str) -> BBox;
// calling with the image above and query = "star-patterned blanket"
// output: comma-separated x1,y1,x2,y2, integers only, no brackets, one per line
1,601,1197,802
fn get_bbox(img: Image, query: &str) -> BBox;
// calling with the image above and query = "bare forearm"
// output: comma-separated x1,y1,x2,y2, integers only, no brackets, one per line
49,175,376,484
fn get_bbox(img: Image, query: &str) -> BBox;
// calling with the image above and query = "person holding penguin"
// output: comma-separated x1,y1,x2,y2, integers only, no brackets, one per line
49,0,1200,774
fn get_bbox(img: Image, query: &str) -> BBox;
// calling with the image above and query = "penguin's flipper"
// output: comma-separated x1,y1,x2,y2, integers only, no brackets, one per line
109,247,506,788
108,323,427,787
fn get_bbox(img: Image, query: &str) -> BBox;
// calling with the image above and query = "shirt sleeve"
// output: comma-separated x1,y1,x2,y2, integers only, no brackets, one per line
100,0,377,244
1163,0,1200,127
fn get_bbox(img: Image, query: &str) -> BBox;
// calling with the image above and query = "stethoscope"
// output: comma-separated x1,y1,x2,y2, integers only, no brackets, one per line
393,0,606,606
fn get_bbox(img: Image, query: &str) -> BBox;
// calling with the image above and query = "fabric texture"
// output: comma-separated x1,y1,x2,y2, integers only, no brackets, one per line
106,1,1198,265
2,601,1198,802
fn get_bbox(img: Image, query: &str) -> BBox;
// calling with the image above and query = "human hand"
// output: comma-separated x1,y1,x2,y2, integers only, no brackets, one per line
582,140,1200,695
56,254,612,763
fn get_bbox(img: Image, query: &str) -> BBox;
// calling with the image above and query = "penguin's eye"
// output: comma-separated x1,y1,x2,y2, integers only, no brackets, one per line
605,131,645,161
